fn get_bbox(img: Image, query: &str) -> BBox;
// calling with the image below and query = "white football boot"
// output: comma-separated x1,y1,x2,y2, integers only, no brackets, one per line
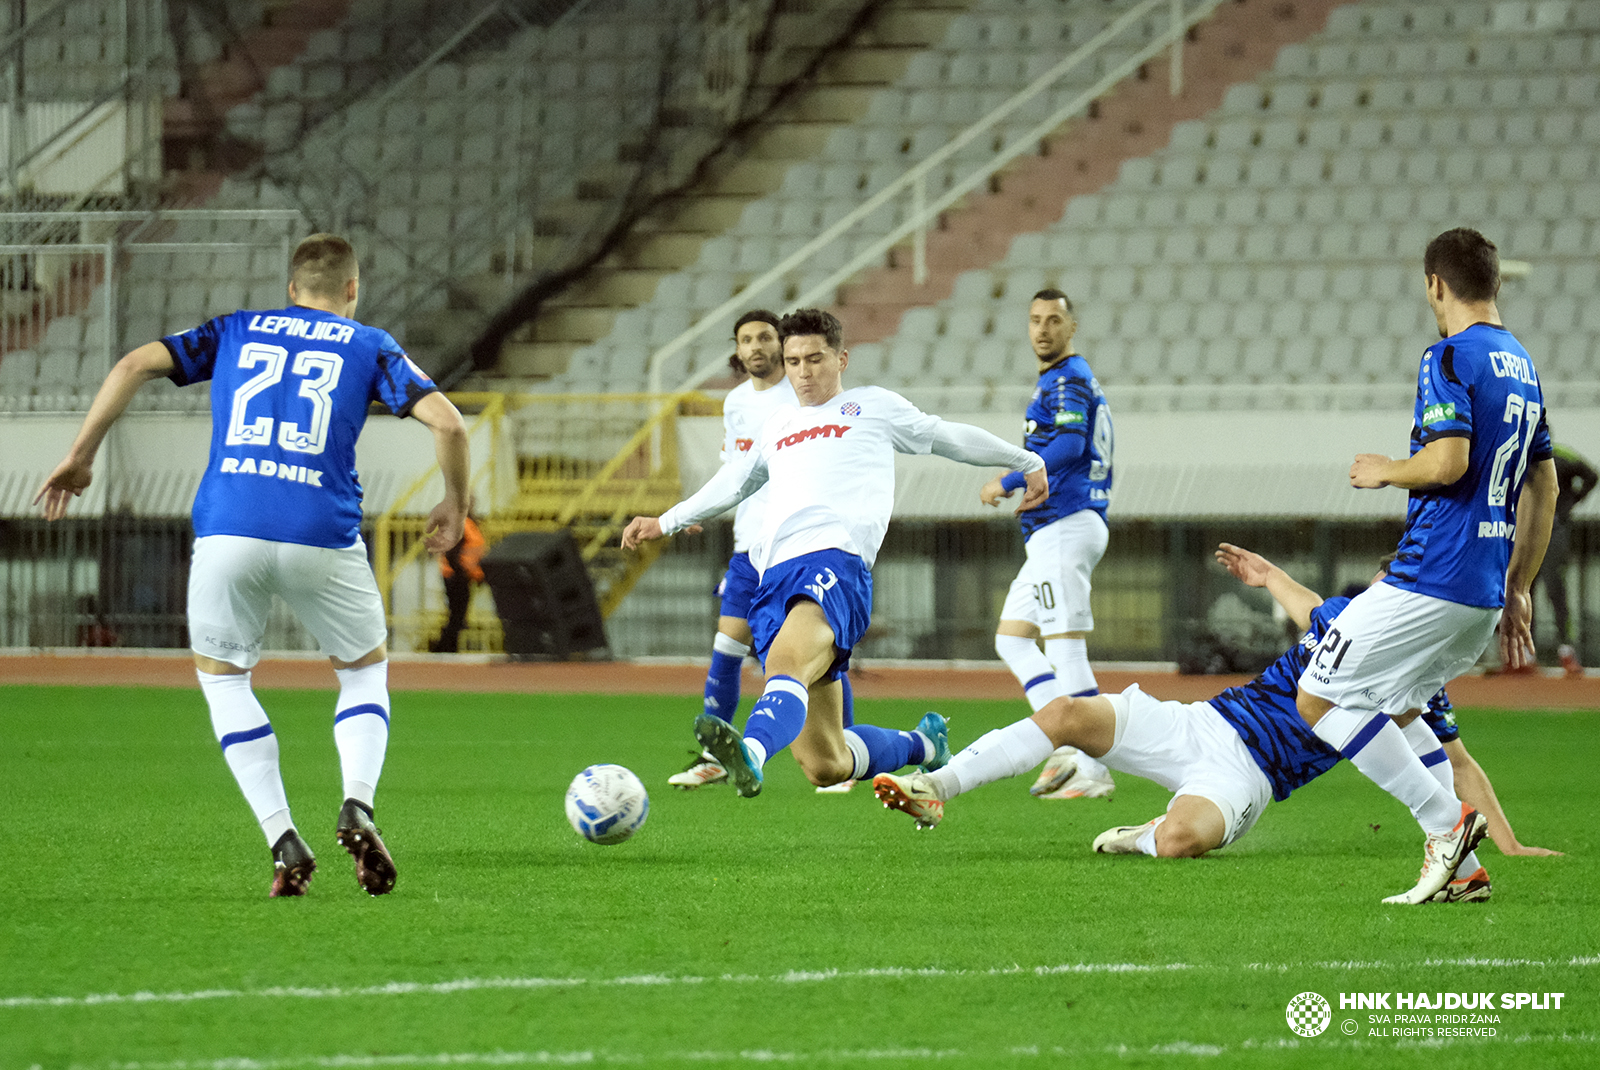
668,750,727,790
1382,804,1489,905
1092,819,1160,855
872,772,944,830
1030,746,1116,800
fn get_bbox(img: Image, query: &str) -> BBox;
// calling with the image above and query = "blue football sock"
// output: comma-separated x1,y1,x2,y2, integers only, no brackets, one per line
840,672,855,728
703,632,750,723
742,675,808,765
842,724,926,779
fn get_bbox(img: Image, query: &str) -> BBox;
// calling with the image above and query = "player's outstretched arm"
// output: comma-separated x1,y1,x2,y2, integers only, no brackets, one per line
1214,543,1322,631
34,341,174,520
623,447,765,550
1349,437,1468,490
927,421,1047,510
412,392,471,553
1501,457,1559,669
1444,739,1562,856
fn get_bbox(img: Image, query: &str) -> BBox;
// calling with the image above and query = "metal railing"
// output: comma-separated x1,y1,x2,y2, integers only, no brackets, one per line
648,0,1228,393
0,209,304,411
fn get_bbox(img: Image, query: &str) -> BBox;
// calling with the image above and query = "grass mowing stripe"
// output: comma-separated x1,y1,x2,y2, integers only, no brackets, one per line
6,956,1594,1010
89,1033,1600,1069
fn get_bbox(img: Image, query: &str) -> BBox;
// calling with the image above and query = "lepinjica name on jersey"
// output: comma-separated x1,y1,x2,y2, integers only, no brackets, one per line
246,314,356,344
218,457,324,486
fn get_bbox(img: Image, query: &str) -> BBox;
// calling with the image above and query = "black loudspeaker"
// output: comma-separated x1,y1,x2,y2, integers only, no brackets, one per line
480,531,608,660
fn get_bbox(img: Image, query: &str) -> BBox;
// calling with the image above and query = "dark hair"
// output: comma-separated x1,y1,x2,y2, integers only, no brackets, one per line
732,309,781,338
778,307,843,350
1032,288,1075,315
1423,228,1499,302
291,233,358,300
1376,552,1399,574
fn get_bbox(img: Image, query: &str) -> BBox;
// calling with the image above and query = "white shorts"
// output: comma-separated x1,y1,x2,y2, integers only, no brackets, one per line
1101,684,1274,848
1297,581,1499,716
1000,509,1108,634
188,534,388,669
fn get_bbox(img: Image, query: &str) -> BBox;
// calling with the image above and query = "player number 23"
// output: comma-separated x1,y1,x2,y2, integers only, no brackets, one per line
224,343,346,456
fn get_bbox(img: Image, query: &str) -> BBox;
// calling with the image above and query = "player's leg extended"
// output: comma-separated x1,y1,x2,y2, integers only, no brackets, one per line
704,616,753,723
1093,796,1228,858
1398,716,1488,901
189,536,313,896
284,541,397,895
874,693,1109,828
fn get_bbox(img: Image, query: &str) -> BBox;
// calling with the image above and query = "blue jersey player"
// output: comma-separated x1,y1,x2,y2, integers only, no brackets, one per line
1293,228,1558,905
874,544,1559,902
980,289,1115,800
35,234,471,899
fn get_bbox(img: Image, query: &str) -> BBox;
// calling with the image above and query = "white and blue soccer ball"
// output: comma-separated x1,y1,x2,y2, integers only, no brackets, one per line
565,764,649,845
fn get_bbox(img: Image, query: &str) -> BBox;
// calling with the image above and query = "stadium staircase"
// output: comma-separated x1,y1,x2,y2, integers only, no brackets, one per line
374,391,719,652
833,0,1348,342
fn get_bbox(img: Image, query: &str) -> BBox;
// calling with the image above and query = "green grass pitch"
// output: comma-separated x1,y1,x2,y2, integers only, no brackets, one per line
2,683,1595,1069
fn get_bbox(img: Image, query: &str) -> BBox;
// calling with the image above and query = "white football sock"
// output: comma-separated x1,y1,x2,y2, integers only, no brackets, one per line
1045,636,1098,696
928,717,1055,800
1312,706,1460,835
1401,718,1481,876
744,737,769,770
198,670,292,847
1134,816,1165,857
334,661,390,808
712,632,751,658
995,633,1061,712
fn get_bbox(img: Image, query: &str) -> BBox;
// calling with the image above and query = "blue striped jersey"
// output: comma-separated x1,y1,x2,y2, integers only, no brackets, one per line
163,306,437,548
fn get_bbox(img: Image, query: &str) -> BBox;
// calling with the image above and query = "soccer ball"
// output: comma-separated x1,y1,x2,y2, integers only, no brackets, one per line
565,764,650,845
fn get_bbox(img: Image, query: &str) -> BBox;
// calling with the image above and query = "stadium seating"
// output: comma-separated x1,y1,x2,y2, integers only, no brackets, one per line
551,0,1600,408
859,0,1600,410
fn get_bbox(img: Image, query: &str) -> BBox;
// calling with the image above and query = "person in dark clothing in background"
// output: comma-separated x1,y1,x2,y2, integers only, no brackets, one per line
1546,445,1597,677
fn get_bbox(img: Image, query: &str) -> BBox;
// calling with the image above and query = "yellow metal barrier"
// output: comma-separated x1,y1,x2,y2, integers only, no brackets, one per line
373,391,716,653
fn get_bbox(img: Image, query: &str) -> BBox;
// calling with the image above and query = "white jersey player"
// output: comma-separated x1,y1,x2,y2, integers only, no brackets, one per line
34,234,470,898
624,308,1048,800
670,311,804,790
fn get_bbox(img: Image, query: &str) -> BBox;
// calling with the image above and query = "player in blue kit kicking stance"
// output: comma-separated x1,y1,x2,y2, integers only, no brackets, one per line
1292,228,1558,904
623,308,1048,797
35,234,471,898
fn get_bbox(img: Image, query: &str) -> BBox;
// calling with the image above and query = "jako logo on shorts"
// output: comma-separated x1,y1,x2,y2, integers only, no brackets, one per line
776,424,851,450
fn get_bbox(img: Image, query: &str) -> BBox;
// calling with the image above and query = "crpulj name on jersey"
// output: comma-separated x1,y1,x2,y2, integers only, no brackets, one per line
1487,350,1538,385
218,456,325,486
246,314,357,344
775,423,851,450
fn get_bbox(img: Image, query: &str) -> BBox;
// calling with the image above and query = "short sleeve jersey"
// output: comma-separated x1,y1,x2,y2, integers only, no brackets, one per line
1209,595,1459,800
163,307,438,549
1002,355,1112,539
720,375,798,553
746,385,939,574
1385,323,1552,608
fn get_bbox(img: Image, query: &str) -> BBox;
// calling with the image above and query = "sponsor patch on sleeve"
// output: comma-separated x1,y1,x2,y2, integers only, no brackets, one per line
1054,410,1086,426
1420,402,1456,426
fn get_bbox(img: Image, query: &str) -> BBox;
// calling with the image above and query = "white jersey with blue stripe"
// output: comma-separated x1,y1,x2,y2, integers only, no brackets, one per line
1385,323,1552,609
163,306,438,549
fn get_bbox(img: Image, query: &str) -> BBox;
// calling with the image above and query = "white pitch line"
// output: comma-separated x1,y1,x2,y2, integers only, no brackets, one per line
5,957,1594,1012
86,1033,1600,1070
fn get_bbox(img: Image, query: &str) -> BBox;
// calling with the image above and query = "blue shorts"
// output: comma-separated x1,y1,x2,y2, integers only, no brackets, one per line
716,552,760,620
748,549,872,683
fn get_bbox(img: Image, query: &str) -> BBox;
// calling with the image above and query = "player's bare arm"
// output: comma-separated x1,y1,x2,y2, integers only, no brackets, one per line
1215,543,1322,631
34,341,176,520
1438,738,1561,856
1017,466,1048,510
979,475,1010,507
1500,457,1559,669
411,391,472,554
1349,437,1469,490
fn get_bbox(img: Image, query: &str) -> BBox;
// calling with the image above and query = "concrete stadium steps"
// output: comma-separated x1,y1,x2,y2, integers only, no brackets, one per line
163,0,357,190
835,0,1349,342
483,0,975,380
